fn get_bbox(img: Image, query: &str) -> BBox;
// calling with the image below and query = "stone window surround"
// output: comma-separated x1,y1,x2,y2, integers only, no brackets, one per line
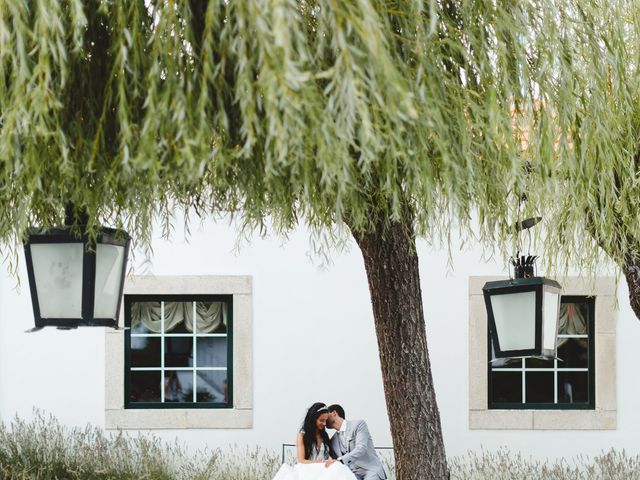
105,275,253,429
469,276,616,430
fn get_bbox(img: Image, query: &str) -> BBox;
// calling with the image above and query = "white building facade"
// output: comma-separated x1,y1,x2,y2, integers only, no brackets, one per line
0,216,638,461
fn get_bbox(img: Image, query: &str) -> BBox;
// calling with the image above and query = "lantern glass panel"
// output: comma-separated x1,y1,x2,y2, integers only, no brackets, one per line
490,290,536,351
30,243,83,318
93,244,126,319
542,290,560,351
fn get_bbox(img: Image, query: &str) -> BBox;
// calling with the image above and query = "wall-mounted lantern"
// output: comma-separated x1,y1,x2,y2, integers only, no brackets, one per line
482,218,562,359
23,207,130,329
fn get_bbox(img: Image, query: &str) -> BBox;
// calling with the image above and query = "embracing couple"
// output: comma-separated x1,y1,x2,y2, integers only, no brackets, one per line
272,402,387,480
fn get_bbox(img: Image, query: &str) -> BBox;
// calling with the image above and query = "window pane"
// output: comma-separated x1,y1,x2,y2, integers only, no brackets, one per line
491,372,522,403
196,371,228,403
163,302,192,333
557,339,588,368
130,302,161,333
525,372,554,403
165,337,192,367
130,337,160,367
196,338,227,368
558,372,589,404
525,357,554,369
164,371,193,403
166,320,191,334
212,322,227,334
195,301,226,333
558,302,588,335
125,295,234,409
129,371,161,402
488,296,594,409
490,354,522,369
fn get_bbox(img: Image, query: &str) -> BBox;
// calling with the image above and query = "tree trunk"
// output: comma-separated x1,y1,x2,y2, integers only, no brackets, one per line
350,218,448,480
588,220,640,322
622,255,640,321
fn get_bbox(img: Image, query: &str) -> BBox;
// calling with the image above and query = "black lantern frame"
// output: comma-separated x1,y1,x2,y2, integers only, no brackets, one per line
483,276,561,358
24,226,131,329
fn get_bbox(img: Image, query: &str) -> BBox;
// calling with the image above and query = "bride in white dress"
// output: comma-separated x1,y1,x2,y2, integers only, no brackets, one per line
272,403,357,480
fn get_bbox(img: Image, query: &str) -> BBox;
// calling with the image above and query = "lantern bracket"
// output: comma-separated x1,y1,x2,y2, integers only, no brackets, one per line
24,327,44,333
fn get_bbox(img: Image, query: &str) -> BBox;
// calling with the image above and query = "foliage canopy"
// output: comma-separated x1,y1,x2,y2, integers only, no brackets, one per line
2,0,636,272
535,0,640,272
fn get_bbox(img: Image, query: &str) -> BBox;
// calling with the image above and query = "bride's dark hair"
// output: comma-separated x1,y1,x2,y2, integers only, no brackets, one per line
301,402,336,460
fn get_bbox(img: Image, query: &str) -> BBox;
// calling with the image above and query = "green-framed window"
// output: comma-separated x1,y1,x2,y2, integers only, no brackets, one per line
488,296,595,409
124,295,233,409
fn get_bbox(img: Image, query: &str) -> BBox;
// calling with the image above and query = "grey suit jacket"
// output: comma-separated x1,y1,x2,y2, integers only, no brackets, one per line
330,419,387,480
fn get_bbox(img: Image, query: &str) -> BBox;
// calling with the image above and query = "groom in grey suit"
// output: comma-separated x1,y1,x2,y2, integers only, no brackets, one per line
325,404,387,480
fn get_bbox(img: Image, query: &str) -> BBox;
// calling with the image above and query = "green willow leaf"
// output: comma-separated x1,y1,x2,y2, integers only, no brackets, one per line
1,0,631,277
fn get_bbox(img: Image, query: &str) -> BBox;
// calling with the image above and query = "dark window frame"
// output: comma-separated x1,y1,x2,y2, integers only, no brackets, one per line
124,294,233,410
488,295,595,410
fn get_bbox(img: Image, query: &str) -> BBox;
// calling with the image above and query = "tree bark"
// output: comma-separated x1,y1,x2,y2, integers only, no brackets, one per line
622,255,640,321
587,218,640,322
350,218,448,480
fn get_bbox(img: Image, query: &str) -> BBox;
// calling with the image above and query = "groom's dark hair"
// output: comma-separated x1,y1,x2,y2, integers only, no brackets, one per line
328,404,345,419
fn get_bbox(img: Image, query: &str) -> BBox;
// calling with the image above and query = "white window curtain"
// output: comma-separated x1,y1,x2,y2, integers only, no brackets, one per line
131,301,227,333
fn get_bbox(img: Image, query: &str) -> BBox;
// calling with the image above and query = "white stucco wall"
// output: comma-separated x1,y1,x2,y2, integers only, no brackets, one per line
1,215,640,461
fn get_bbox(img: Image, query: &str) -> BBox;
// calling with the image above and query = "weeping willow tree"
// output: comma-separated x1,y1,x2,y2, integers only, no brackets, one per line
518,0,640,321
0,1,565,478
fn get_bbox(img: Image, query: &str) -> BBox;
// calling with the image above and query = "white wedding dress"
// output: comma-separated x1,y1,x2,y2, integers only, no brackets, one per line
271,462,358,480
272,441,357,480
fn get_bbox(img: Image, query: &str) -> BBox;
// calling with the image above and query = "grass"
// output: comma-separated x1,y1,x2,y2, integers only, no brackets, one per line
1,413,640,479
